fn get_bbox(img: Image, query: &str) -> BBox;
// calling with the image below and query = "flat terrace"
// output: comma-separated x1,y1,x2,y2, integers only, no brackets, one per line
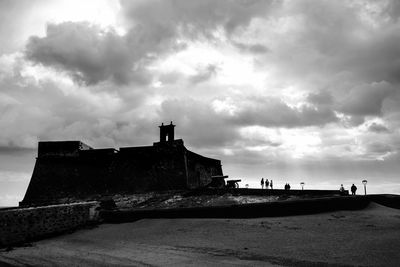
187,188,347,196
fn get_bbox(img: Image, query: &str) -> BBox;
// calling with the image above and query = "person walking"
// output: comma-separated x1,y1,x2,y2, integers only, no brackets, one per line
265,179,269,189
270,180,273,190
351,184,357,195
261,178,264,189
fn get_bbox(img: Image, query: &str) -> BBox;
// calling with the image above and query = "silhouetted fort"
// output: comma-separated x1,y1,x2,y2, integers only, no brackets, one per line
20,122,223,206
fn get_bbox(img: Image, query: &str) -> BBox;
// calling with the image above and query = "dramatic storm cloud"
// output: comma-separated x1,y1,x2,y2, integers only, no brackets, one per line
26,22,135,85
1,0,400,205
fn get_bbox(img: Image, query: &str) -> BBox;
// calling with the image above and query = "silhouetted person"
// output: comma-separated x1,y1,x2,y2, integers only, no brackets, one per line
265,179,269,189
288,183,291,190
351,184,357,195
284,183,288,190
340,184,344,192
340,184,345,195
270,180,273,190
261,178,264,189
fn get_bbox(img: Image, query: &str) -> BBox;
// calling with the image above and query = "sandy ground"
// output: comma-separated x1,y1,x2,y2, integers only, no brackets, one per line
1,202,399,267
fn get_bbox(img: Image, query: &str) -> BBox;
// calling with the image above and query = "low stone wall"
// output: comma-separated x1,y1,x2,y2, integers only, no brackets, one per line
0,202,100,247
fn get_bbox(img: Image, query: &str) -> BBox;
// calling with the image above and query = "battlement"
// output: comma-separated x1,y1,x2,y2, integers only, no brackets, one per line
38,138,185,159
79,148,118,159
38,141,92,158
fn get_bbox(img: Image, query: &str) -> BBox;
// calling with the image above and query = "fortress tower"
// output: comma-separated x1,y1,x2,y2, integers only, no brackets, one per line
159,121,175,142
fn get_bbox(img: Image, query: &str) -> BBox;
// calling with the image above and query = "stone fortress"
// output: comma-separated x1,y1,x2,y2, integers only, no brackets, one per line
3,123,374,251
20,122,224,206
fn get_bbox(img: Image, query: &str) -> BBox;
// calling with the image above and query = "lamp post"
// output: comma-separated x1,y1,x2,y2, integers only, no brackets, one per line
300,182,305,190
362,180,367,195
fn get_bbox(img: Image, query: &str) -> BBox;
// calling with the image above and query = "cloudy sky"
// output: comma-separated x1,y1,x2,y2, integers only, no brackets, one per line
1,0,400,206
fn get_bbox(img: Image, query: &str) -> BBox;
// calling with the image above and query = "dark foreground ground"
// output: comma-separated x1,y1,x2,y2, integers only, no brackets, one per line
1,202,399,267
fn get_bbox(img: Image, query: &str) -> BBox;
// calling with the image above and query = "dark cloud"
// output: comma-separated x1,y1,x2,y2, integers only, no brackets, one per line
368,122,389,133
386,0,400,21
365,142,392,155
232,41,269,54
340,82,394,117
25,22,139,85
307,91,333,106
337,32,400,84
226,97,338,128
121,0,280,37
293,1,361,56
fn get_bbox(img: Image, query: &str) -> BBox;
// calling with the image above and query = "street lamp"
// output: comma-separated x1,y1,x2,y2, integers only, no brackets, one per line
362,180,368,195
300,182,305,190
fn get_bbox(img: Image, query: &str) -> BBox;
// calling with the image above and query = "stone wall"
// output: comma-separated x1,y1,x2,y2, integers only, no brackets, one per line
186,150,223,188
0,202,99,247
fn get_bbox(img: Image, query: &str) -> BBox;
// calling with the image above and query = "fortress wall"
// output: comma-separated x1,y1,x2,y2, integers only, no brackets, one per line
0,202,99,247
21,156,115,206
21,139,223,206
116,143,188,192
21,158,82,205
22,143,190,206
185,150,223,188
